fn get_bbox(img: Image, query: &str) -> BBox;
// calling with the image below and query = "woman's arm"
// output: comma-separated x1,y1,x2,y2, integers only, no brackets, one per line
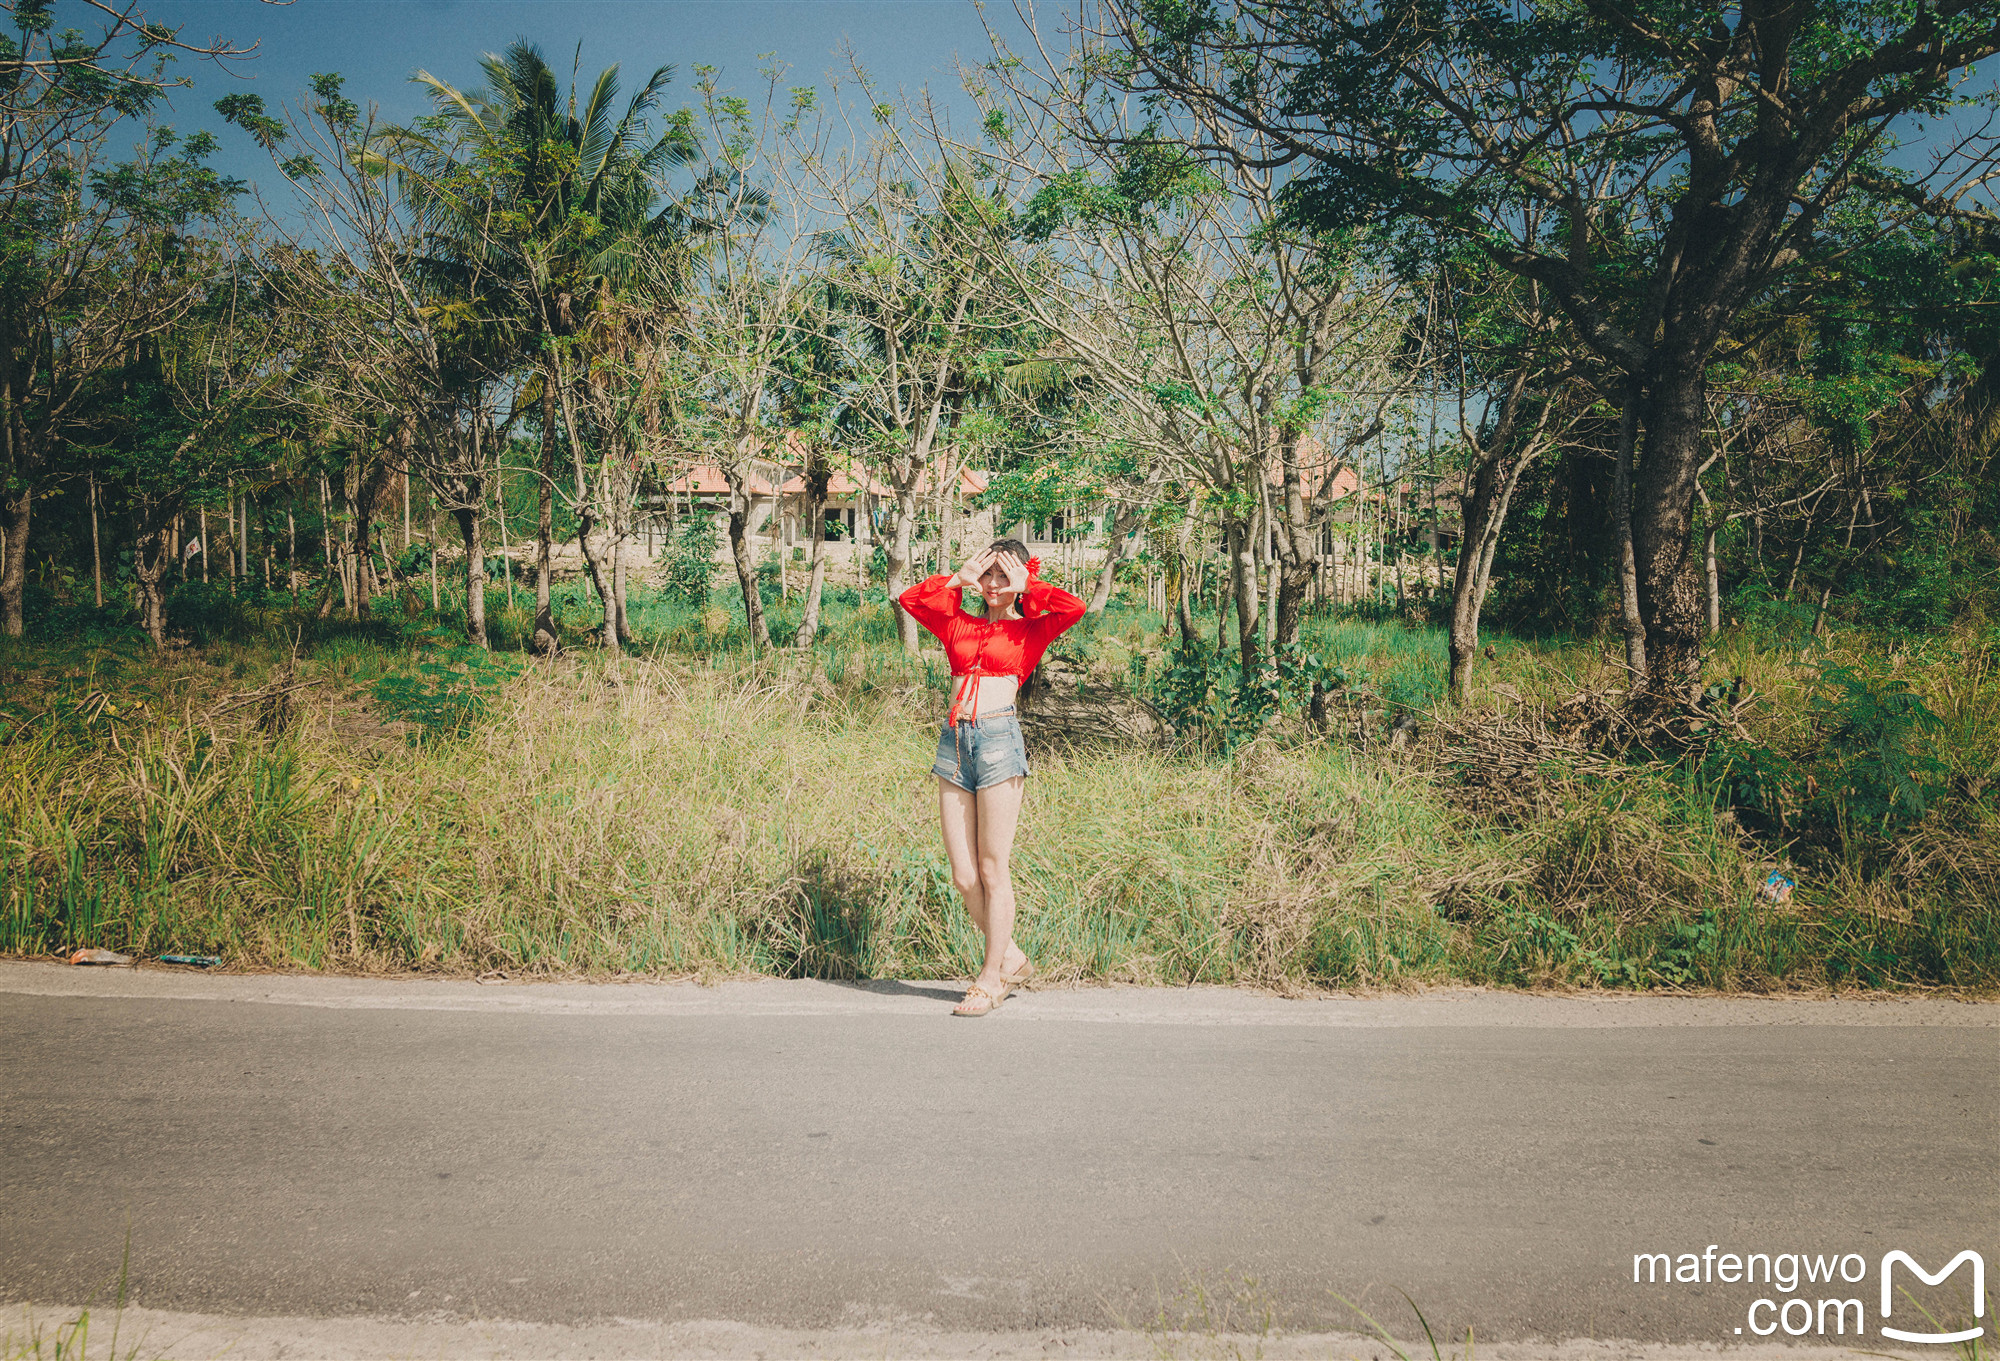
896,574,967,638
1019,578,1087,639
897,549,996,640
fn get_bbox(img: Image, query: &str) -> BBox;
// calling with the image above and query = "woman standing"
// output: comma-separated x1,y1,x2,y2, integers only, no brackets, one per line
899,540,1086,1016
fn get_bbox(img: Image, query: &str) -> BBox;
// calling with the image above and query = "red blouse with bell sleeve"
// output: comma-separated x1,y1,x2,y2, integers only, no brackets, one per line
898,574,1087,680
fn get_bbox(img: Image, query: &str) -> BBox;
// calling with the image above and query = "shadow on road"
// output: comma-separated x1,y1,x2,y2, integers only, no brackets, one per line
825,979,965,1003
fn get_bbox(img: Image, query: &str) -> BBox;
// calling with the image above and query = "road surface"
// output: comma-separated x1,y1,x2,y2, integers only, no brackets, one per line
0,964,1993,1357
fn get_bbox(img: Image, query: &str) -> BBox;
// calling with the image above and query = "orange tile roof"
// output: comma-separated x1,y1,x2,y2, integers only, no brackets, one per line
661,464,775,496
918,465,990,496
775,465,893,498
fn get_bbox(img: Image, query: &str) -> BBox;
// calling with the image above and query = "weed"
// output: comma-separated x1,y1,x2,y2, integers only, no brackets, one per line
370,647,527,741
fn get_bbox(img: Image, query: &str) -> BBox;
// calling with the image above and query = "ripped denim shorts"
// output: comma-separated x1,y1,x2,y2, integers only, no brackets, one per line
932,706,1031,792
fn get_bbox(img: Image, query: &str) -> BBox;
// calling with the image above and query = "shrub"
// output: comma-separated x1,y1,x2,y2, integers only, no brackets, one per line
165,581,255,645
660,516,718,606
370,646,526,740
1805,660,1948,840
1148,639,1367,751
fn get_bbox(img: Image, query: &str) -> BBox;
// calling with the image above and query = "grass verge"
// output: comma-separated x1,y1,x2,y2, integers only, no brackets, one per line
1,581,1995,991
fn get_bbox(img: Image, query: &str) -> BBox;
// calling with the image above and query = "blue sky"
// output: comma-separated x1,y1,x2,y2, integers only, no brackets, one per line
81,1,1996,207
128,0,1025,190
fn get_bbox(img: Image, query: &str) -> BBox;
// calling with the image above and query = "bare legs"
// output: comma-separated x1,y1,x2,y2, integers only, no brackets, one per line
937,774,1028,993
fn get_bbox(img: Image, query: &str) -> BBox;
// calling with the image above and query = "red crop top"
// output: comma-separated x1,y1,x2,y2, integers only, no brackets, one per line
898,573,1087,724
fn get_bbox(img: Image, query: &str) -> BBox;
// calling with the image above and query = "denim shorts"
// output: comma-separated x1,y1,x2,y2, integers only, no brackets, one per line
932,706,1031,792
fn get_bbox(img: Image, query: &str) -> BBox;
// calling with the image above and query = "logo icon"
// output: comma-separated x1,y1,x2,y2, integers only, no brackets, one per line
1881,1251,1985,1344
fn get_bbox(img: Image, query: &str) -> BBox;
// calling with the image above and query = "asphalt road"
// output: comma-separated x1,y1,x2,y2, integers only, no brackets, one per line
1,965,1993,1355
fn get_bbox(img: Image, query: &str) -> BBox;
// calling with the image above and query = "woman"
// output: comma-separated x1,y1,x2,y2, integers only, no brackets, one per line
899,540,1086,1016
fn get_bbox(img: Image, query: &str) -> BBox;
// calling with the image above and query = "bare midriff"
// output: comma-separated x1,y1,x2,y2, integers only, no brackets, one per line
967,673,1019,713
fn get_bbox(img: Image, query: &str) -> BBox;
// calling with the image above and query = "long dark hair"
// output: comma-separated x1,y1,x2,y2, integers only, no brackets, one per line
986,538,1038,705
988,537,1031,569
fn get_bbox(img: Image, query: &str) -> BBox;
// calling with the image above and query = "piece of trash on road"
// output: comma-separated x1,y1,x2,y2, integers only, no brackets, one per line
157,954,221,967
69,948,134,966
1757,871,1796,905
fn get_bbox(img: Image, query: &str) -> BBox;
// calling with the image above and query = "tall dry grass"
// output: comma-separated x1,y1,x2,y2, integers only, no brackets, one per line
5,622,1994,990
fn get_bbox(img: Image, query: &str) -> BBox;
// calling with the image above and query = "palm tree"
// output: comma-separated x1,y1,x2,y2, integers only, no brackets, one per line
383,41,696,653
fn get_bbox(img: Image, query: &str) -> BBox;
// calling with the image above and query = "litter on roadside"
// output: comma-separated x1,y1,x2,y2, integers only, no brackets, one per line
158,954,221,967
69,948,134,966
1756,871,1797,905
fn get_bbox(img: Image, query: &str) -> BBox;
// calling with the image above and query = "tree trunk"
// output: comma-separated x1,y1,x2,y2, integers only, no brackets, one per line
1448,452,1504,700
1229,511,1261,681
133,522,173,647
453,488,487,650
1086,507,1143,614
1261,512,1278,649
1612,395,1649,686
0,483,28,637
887,488,920,652
1631,368,1712,692
1704,522,1720,637
574,516,617,651
340,459,360,617
792,455,832,648
352,440,398,618
495,472,515,613
89,476,103,609
937,477,954,589
532,372,559,656
723,461,772,651
317,475,334,585
1213,553,1230,653
1273,555,1315,648
1269,432,1323,650
1173,556,1195,650
557,381,618,653
1812,486,1867,638
613,520,632,645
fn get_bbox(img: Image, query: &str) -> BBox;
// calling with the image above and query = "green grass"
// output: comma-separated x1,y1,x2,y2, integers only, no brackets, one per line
1,573,1995,991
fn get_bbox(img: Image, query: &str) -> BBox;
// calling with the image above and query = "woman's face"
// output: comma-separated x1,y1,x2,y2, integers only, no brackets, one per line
978,558,1016,611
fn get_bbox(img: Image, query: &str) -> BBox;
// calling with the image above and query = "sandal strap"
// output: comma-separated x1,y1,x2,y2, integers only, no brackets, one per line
954,983,1000,1013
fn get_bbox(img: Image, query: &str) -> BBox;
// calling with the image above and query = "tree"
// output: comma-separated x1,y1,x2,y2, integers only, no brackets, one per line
1433,259,1577,700
796,79,1020,652
224,73,520,643
967,44,1411,675
772,286,848,648
1103,0,2000,691
389,41,697,653
84,240,286,645
0,0,259,634
664,63,817,651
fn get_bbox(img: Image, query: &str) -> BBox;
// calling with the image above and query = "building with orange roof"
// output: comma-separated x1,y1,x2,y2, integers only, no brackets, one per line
769,453,998,552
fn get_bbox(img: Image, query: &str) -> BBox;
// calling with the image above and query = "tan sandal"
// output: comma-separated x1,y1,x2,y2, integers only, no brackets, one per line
1001,955,1036,987
952,980,1011,1017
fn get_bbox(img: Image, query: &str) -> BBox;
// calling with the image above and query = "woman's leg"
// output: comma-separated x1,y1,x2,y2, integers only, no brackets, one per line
937,776,985,933
971,775,1027,987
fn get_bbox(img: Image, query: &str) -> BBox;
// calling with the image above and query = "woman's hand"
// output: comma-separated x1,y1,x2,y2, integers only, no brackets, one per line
951,549,995,589
995,550,1031,595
